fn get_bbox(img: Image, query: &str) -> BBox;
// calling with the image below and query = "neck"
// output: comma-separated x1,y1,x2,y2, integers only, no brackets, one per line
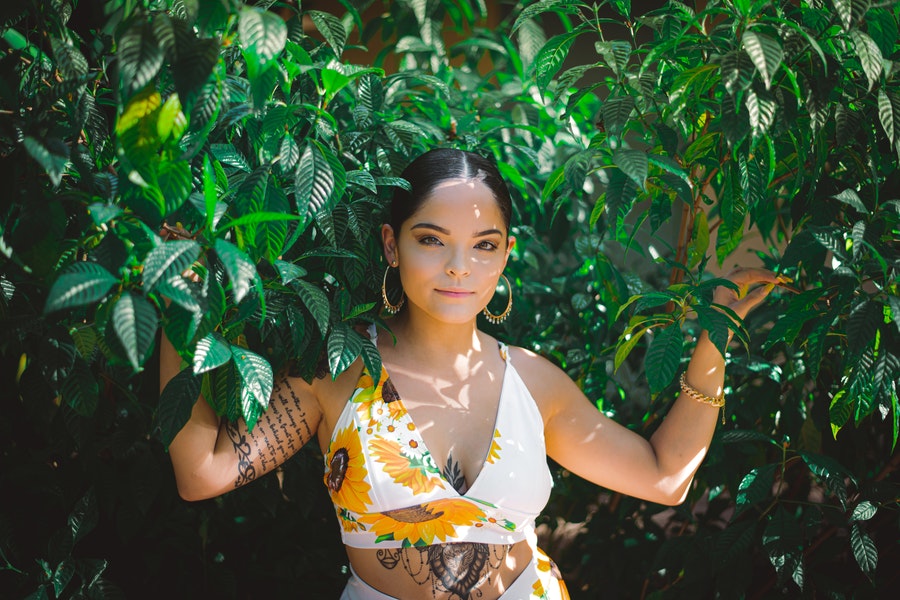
385,311,488,373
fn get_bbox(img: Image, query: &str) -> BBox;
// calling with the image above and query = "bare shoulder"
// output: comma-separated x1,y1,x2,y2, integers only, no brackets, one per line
506,345,581,420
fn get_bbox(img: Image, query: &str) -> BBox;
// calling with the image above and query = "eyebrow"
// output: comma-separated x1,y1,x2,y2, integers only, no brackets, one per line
410,223,503,237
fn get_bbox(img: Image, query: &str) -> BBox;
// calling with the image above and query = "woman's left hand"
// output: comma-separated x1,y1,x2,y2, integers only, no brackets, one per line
712,267,784,321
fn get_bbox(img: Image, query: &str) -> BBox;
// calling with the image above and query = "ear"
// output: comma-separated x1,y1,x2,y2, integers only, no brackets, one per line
503,236,516,266
381,224,399,265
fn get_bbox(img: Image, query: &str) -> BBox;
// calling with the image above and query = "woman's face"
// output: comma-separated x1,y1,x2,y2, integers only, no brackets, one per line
382,178,515,325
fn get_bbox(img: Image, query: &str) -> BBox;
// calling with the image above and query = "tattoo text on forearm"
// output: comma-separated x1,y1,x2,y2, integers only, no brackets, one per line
228,378,312,488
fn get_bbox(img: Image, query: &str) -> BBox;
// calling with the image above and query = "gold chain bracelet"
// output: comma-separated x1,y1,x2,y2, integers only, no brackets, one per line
679,373,726,425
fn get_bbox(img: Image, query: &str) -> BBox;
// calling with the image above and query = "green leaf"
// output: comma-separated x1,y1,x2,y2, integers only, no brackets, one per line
327,322,363,379
614,326,648,372
850,522,878,580
360,336,382,387
830,388,852,439
52,560,74,597
832,0,869,30
735,463,777,514
142,239,200,292
274,260,306,284
762,507,804,586
193,333,232,374
230,345,273,427
23,136,69,187
800,450,855,507
645,324,683,393
308,10,347,57
847,300,880,356
61,357,99,417
45,262,118,313
742,30,782,90
695,305,734,357
721,430,779,446
877,89,900,144
511,0,579,34
112,292,159,371
832,189,867,213
533,31,576,88
849,30,883,91
294,279,330,336
687,210,709,269
601,95,634,136
88,203,123,226
156,367,202,447
295,141,336,225
118,20,164,94
50,36,88,78
613,149,648,190
851,500,877,521
214,239,258,304
239,6,287,66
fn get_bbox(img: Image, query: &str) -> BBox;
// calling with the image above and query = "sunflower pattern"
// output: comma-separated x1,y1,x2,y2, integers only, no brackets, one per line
323,425,372,515
486,428,502,464
325,346,550,550
358,498,486,546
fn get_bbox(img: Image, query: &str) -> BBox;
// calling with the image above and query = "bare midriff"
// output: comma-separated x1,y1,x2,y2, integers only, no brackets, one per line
345,539,532,599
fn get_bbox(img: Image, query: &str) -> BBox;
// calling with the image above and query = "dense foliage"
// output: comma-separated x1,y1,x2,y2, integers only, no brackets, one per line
1,0,898,598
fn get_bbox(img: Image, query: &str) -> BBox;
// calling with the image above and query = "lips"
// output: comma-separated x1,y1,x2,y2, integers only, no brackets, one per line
435,288,474,297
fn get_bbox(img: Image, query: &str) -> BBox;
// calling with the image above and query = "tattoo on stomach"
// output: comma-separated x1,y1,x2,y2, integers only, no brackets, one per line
376,543,508,599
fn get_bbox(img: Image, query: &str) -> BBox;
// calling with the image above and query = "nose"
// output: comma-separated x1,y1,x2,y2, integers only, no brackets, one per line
446,247,471,277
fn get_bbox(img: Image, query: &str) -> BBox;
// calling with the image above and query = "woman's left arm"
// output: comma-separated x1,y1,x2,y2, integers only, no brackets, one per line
530,268,780,505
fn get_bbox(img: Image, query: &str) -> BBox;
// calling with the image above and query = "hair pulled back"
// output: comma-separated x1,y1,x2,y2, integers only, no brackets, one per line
389,148,513,233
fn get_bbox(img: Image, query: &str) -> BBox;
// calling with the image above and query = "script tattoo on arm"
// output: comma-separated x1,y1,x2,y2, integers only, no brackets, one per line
376,543,509,599
227,376,314,489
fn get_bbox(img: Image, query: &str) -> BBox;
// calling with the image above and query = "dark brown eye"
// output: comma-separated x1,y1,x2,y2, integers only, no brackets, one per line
327,448,349,492
382,378,400,403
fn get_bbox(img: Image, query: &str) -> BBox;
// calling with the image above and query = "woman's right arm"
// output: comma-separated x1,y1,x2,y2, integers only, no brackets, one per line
161,331,323,501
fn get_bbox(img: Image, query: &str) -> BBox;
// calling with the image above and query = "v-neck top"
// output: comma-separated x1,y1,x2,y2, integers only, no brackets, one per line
323,339,553,548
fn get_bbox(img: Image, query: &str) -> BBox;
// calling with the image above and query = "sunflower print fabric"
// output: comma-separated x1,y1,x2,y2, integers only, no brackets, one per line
324,341,554,550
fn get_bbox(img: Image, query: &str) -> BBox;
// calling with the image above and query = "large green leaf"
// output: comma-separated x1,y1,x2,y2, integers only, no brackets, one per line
847,300,880,356
742,30,782,90
214,239,258,304
193,332,232,374
112,292,159,371
849,30,883,90
645,323,683,393
238,6,287,67
511,0,579,34
118,20,164,95
61,357,98,417
601,95,634,136
308,10,347,57
762,507,804,588
327,322,363,379
613,148,648,190
294,279,330,336
44,262,118,313
850,522,878,580
295,141,336,225
142,239,200,292
23,136,69,187
533,31,577,89
833,0,871,31
877,89,900,144
156,367,202,447
734,463,777,516
230,345,273,428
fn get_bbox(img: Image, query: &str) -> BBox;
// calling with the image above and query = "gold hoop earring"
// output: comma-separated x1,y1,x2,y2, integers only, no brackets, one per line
483,273,512,325
381,263,404,314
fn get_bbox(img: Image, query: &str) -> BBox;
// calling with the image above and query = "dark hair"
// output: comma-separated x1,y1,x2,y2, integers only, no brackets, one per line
389,148,513,233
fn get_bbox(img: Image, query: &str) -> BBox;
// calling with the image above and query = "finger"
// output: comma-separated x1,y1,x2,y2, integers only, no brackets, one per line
723,267,780,286
730,282,775,319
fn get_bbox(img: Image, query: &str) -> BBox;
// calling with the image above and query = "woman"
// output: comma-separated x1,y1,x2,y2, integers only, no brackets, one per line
161,148,779,599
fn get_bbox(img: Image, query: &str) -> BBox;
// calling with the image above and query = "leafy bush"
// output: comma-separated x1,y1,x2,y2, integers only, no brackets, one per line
1,0,898,598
